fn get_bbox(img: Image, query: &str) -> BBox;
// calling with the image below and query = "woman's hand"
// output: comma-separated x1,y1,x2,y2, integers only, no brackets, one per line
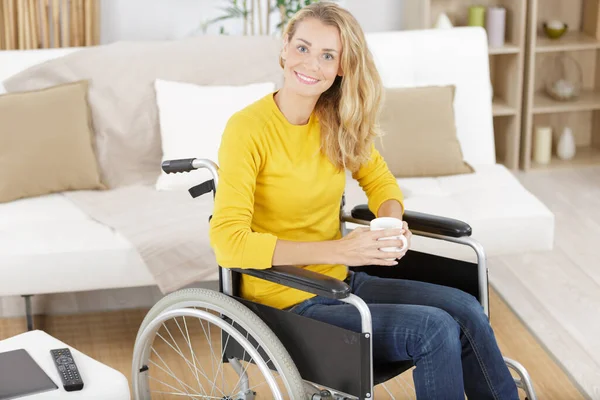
402,220,413,252
334,224,411,266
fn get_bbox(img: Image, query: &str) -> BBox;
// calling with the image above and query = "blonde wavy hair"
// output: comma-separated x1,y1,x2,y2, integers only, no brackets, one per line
279,1,384,173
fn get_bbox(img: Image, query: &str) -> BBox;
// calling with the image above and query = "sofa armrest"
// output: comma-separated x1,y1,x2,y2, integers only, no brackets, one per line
231,265,351,300
350,204,472,238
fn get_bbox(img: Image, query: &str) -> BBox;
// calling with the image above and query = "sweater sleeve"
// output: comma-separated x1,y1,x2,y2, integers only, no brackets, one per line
208,112,278,270
352,142,405,216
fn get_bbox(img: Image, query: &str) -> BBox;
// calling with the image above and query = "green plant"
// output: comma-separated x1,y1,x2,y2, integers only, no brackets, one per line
276,0,322,32
205,0,331,36
207,0,251,35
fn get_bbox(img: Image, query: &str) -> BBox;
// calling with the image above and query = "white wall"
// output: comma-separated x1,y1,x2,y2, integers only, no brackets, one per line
342,0,404,33
100,0,225,43
99,0,405,44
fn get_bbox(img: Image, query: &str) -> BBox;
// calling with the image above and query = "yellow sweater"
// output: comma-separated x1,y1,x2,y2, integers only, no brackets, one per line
209,93,404,310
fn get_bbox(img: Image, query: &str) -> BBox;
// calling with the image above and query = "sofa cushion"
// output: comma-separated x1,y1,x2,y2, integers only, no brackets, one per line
0,193,90,228
0,80,105,203
0,48,82,93
344,164,555,260
377,85,474,177
0,194,156,296
3,36,284,188
154,79,276,191
366,28,496,166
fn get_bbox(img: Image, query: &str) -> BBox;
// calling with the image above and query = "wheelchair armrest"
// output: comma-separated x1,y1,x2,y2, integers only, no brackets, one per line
231,265,351,300
350,204,472,238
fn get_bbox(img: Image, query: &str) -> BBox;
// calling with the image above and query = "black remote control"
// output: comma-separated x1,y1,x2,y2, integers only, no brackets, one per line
50,348,84,391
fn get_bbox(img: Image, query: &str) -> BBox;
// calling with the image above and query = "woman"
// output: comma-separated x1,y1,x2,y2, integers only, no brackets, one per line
209,2,519,398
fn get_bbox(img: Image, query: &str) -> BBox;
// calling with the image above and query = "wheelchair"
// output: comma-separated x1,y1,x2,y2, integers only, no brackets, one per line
131,158,538,400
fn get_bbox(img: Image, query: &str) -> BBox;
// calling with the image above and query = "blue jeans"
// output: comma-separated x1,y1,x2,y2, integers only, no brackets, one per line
288,271,519,399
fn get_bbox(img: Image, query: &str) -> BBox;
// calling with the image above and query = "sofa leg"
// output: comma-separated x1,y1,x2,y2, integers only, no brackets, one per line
21,295,34,331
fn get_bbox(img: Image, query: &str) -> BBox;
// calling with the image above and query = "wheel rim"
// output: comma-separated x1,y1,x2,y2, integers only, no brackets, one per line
132,305,296,399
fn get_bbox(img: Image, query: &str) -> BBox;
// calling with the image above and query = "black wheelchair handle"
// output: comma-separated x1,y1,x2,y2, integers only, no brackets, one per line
162,158,196,174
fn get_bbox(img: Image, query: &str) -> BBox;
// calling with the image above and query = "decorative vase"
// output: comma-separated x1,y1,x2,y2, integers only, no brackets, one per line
544,54,582,101
557,127,576,160
468,6,486,27
435,12,454,29
486,7,506,48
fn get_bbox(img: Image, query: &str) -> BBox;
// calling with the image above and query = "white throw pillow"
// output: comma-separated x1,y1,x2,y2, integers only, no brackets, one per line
154,79,276,191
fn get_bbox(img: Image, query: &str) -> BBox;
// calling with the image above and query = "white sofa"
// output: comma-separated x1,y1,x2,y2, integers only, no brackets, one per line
0,47,157,298
0,28,554,310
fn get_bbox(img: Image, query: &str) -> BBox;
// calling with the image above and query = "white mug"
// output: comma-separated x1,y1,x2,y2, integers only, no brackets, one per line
370,217,408,258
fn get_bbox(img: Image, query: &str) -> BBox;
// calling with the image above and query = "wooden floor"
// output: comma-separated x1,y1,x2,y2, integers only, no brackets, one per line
0,286,583,399
489,165,600,400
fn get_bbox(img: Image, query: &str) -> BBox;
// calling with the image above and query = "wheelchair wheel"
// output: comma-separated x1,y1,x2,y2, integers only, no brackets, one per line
132,288,306,399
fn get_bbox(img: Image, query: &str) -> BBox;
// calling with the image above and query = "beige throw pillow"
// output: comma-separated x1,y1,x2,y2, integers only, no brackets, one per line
0,80,105,203
376,85,474,177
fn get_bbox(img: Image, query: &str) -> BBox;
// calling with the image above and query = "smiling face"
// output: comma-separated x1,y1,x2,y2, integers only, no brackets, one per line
280,17,343,99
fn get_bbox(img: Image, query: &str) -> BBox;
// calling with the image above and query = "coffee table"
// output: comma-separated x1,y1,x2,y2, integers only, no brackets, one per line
0,330,130,399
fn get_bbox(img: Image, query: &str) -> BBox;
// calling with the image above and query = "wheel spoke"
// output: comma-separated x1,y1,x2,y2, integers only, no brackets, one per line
244,368,286,395
178,316,209,395
381,383,396,399
392,373,414,399
397,369,416,393
149,390,223,399
155,331,227,397
162,321,206,391
150,347,191,396
134,290,304,399
209,325,232,397
196,313,220,381
147,374,201,398
148,357,202,396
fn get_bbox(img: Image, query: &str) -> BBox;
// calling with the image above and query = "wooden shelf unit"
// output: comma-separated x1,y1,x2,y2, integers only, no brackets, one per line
493,98,518,116
489,42,521,55
400,0,527,170
529,145,600,169
521,0,600,170
532,90,600,114
535,31,600,53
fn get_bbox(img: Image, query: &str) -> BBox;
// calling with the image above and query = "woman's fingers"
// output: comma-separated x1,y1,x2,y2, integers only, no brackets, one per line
369,248,405,260
384,251,405,259
365,253,399,266
375,239,406,249
371,228,403,239
378,257,400,266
